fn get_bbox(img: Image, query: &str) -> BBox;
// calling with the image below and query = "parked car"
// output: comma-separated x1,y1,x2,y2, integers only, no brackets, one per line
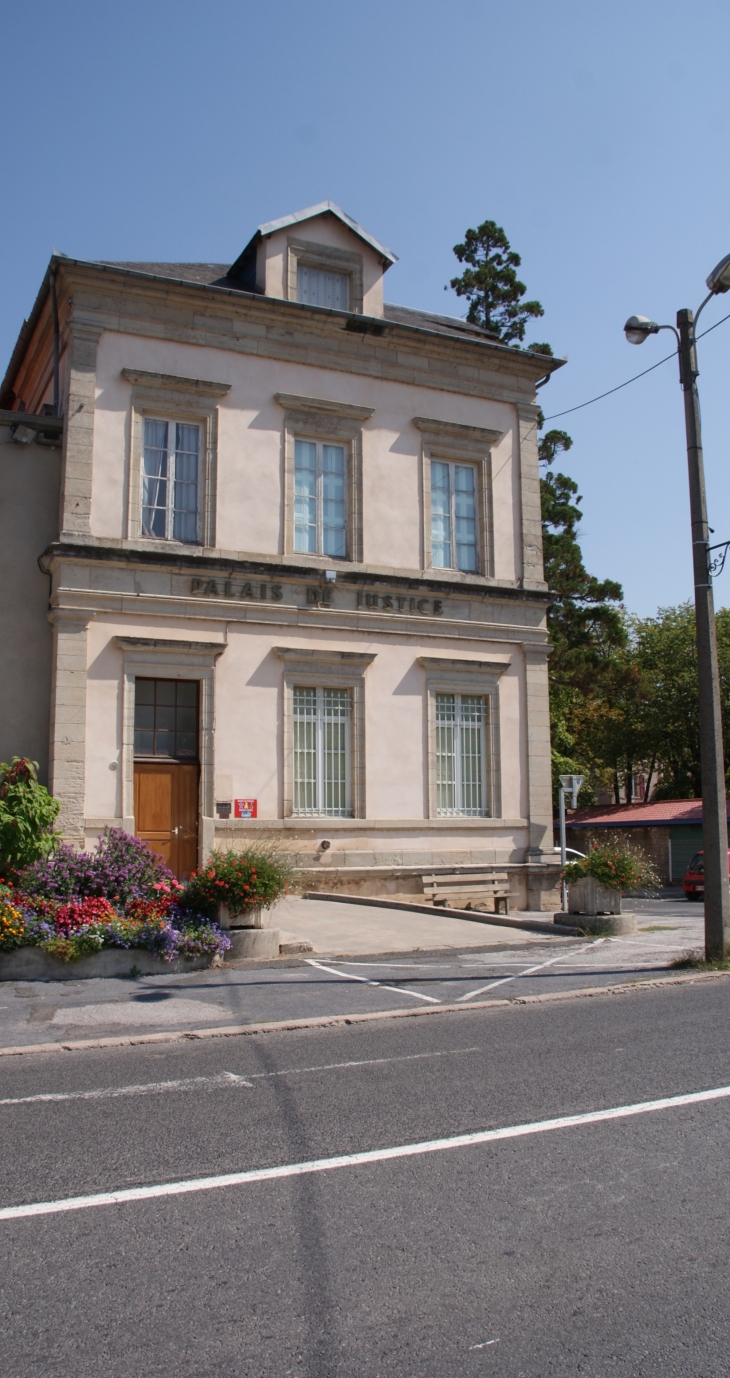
682,850,730,900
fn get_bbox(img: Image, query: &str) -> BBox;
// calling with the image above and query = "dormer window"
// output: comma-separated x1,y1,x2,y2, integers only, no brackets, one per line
297,265,349,311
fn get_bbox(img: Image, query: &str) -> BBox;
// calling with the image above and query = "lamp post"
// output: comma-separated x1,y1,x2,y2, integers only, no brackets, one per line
624,252,730,960
558,774,584,913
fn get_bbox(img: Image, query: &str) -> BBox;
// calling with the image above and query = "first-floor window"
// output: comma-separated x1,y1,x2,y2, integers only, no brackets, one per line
142,418,200,542
294,439,347,557
431,459,477,572
436,692,488,816
293,686,351,816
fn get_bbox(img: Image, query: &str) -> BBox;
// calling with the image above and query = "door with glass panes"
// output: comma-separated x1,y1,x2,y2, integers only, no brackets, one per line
133,679,199,878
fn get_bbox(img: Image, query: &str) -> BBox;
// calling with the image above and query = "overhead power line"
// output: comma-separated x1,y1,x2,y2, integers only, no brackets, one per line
542,309,730,422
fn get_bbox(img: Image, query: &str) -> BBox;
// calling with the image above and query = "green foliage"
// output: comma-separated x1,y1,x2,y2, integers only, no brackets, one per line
183,848,291,920
563,841,658,892
450,220,545,343
0,759,60,873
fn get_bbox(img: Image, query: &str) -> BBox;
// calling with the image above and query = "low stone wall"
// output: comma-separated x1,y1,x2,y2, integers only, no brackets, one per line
0,947,219,982
292,863,562,913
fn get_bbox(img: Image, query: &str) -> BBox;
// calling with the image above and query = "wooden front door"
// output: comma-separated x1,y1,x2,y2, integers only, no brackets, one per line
134,762,198,879
133,678,200,880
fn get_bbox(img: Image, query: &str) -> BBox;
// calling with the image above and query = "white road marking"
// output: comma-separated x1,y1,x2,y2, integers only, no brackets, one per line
456,941,603,1001
470,1340,499,1349
0,1048,479,1109
305,959,441,1003
3,1080,729,1222
0,1071,254,1106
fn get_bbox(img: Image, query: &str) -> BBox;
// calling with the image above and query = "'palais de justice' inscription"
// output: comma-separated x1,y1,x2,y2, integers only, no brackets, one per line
190,578,444,616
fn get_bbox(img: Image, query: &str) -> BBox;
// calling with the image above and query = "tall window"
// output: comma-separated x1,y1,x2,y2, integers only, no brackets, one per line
297,266,349,311
431,460,477,572
293,687,351,816
435,693,487,816
134,679,199,760
294,439,347,558
142,419,200,543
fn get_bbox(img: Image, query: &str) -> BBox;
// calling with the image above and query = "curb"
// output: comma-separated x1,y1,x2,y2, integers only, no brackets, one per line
303,891,581,936
0,968,728,1059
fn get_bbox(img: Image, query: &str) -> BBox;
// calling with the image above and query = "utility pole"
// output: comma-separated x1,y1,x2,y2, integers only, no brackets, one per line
677,308,730,959
625,255,730,961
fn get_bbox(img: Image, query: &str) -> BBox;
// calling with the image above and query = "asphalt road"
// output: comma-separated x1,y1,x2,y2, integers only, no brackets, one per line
0,894,706,1048
2,978,730,1375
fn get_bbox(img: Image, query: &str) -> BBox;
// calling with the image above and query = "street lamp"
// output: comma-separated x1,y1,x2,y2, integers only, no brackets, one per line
558,774,584,913
624,253,730,960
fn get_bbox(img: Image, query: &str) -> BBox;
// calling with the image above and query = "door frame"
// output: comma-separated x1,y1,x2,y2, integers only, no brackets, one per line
115,636,227,865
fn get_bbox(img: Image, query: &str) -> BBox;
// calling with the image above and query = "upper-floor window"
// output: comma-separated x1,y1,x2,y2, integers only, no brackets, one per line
294,439,347,558
297,265,349,311
142,418,200,543
430,459,477,572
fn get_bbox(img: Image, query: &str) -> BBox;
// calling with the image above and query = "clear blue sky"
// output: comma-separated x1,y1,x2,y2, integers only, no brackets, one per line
3,0,729,618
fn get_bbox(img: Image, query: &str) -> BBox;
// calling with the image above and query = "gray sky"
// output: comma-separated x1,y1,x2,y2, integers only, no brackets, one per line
3,0,729,617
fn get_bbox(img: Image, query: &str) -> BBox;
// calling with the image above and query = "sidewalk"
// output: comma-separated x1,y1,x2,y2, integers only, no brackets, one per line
276,895,547,956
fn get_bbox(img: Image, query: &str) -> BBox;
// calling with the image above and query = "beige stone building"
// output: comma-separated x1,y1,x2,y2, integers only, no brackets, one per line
0,202,563,907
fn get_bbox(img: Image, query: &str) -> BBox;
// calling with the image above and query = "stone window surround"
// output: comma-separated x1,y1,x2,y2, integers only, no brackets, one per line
114,636,227,863
286,238,365,315
274,646,376,820
275,393,374,567
121,369,231,550
415,416,502,580
417,656,509,820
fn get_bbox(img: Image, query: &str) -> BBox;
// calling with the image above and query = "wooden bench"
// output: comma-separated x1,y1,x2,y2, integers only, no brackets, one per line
421,872,511,915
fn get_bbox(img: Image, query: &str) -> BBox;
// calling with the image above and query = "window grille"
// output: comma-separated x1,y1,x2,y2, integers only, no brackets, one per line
435,692,488,816
431,459,477,572
297,265,349,311
294,439,347,558
142,419,200,543
293,686,352,816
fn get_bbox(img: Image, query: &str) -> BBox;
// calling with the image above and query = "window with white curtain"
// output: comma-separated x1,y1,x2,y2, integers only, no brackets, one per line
294,439,347,558
141,418,200,543
293,687,352,816
297,265,349,311
435,692,488,816
431,459,478,572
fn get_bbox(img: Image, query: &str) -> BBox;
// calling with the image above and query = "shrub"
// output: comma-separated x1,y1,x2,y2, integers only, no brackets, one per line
563,842,659,893
183,848,291,920
0,758,60,873
21,828,180,905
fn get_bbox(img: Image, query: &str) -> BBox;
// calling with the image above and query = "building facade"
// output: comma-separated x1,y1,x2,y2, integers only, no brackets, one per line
0,203,563,907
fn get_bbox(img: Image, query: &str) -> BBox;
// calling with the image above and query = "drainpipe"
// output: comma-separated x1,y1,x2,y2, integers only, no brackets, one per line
49,267,60,418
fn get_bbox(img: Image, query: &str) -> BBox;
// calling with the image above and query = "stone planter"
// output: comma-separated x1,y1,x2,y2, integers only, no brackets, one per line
567,876,622,915
225,928,280,960
0,947,221,982
554,874,636,934
218,903,265,930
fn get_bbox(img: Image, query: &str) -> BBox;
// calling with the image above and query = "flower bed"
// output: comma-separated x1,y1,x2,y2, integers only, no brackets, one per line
0,830,231,965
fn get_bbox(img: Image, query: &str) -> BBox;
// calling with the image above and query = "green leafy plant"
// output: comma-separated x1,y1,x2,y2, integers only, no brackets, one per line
563,842,658,893
0,759,61,873
183,848,291,920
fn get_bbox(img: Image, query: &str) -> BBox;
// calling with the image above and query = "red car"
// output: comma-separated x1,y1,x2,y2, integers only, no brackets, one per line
682,850,730,900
